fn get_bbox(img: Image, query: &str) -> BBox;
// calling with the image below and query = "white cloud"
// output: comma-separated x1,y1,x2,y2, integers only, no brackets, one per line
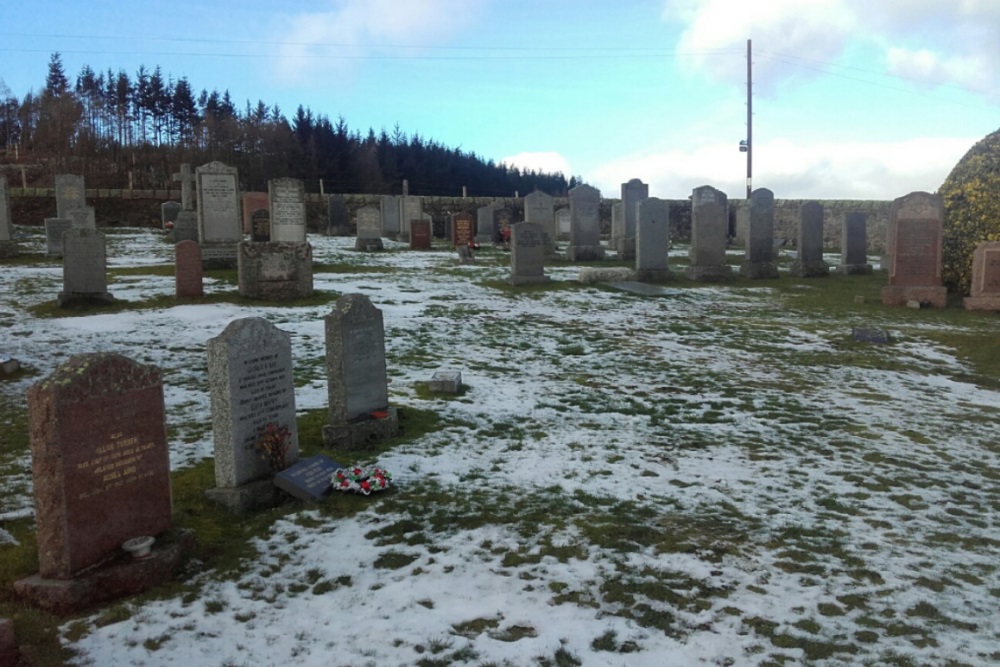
500,151,572,178
586,136,974,200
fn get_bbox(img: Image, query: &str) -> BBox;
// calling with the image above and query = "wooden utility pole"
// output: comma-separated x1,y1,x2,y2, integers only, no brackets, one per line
746,38,753,198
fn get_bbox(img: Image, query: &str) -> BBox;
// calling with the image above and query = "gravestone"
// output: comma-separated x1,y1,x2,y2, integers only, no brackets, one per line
510,222,550,286
635,198,672,282
494,208,514,242
323,294,399,448
161,201,181,231
268,177,307,243
610,202,625,246
172,163,197,211
789,201,830,277
852,327,891,344
69,206,96,230
524,191,556,256
250,209,270,242
739,188,779,279
429,370,462,394
836,211,873,275
476,204,498,243
328,194,351,236
410,219,432,249
206,317,299,513
687,186,732,281
962,241,1000,311
880,191,947,308
58,228,114,307
451,212,475,247
196,161,241,268
44,218,72,257
237,242,313,300
0,178,18,258
556,208,571,240
400,196,422,242
55,174,86,219
273,454,343,502
567,184,604,261
380,195,401,238
174,240,204,298
173,211,199,244
619,178,648,258
355,206,384,251
241,193,268,235
15,353,177,613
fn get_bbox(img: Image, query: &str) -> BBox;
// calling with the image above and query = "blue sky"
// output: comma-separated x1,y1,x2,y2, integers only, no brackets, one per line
1,0,997,200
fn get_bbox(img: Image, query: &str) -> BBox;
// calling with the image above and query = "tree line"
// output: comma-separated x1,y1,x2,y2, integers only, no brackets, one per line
0,53,578,196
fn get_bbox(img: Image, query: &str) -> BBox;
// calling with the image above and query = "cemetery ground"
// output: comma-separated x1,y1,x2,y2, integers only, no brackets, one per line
2,227,1000,667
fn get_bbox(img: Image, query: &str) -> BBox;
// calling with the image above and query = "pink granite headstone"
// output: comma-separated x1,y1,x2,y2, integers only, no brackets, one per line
175,239,204,297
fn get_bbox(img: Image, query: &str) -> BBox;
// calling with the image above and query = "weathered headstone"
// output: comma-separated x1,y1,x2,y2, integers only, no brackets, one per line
55,174,86,219
328,194,351,236
273,454,343,502
58,228,114,307
739,188,779,279
556,208,570,240
0,178,18,258
69,206,96,230
451,212,475,247
836,211,873,275
15,353,177,614
175,240,204,298
206,317,299,512
476,204,498,243
250,209,270,243
635,198,671,282
400,196,422,242
237,242,313,300
161,201,181,231
789,201,829,277
241,192,268,235
355,206,384,251
881,191,947,308
524,190,556,256
567,184,604,261
410,219,432,249
618,178,648,258
173,211,199,244
962,241,1000,311
687,186,732,281
196,161,241,268
380,195,401,238
510,222,550,286
268,178,307,243
44,218,72,257
323,294,399,448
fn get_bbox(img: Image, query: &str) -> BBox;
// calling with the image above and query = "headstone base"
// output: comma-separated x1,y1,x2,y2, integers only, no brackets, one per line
510,274,551,287
789,260,830,278
200,242,239,270
739,261,779,279
962,295,1000,312
323,407,400,450
0,241,19,258
881,285,948,308
13,530,195,616
205,478,283,514
685,265,734,282
355,238,384,252
615,238,636,260
635,268,673,283
328,225,351,237
57,291,115,308
835,263,873,275
566,245,605,262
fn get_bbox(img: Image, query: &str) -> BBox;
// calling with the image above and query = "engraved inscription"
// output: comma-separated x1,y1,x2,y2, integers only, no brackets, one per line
74,431,157,501
234,352,292,453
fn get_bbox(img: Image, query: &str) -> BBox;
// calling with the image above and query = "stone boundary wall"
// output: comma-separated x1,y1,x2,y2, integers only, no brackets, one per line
9,189,893,253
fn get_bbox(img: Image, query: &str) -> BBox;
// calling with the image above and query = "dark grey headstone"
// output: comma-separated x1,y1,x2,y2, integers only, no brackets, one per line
476,204,498,243
380,195,401,236
325,294,389,424
69,206,96,230
621,178,648,239
510,222,550,286
161,201,181,230
58,228,114,306
790,201,829,277
250,209,270,243
837,211,872,275
328,194,350,236
273,454,343,502
740,188,778,279
0,179,11,242
173,211,199,244
55,174,85,219
635,197,671,282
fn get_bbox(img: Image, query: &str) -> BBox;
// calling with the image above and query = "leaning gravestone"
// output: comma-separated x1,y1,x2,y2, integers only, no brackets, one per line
328,194,351,236
0,178,18,258
323,294,399,448
476,204,498,243
380,195,401,238
196,161,242,268
451,212,475,248
241,192,268,235
881,191,947,308
161,201,181,231
173,211,199,244
567,184,604,261
524,190,556,256
740,188,779,279
268,177,307,243
206,317,300,513
58,228,114,307
55,174,86,220
687,186,732,281
250,209,270,242
963,241,1000,311
237,242,313,300
44,218,73,257
175,240,203,298
15,353,178,614
635,197,671,282
836,211,873,275
789,201,830,277
355,206,383,251
510,222,550,286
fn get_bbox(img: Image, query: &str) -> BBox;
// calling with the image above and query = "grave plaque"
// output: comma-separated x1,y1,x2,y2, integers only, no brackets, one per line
175,240,204,297
273,454,343,502
55,174,85,219
410,219,432,250
268,178,307,243
250,209,270,242
241,193,268,235
963,241,1000,311
328,194,351,236
881,191,947,307
44,218,73,257
510,222,550,286
58,228,114,307
740,188,779,279
635,197,671,282
851,327,891,344
451,213,475,247
789,201,829,277
26,353,172,579
836,211,873,275
567,184,604,261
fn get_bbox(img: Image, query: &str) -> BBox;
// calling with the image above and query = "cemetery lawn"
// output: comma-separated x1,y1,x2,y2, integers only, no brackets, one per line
2,227,1000,666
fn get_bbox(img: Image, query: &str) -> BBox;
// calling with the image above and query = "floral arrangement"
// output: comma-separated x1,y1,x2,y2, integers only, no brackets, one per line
332,466,392,495
253,421,291,472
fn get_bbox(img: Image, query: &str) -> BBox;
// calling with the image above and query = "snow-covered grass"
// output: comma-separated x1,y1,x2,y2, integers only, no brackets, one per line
2,226,1000,666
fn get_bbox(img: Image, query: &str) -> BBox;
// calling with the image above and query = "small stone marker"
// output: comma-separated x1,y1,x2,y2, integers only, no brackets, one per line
963,241,1000,311
58,228,114,307
269,177,307,243
510,222,550,285
273,454,343,502
175,240,204,297
0,354,20,375
241,192,268,234
635,197,672,282
567,184,604,261
410,219,432,249
206,317,299,512
355,206,384,251
836,211,873,275
250,209,270,242
0,179,19,258
429,370,462,394
789,201,830,277
851,327,890,344
55,174,86,219
451,212,475,247
161,201,181,231
740,188,779,279
881,191,947,308
328,194,351,236
237,241,313,300
44,218,73,257
196,161,242,268
457,244,476,264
